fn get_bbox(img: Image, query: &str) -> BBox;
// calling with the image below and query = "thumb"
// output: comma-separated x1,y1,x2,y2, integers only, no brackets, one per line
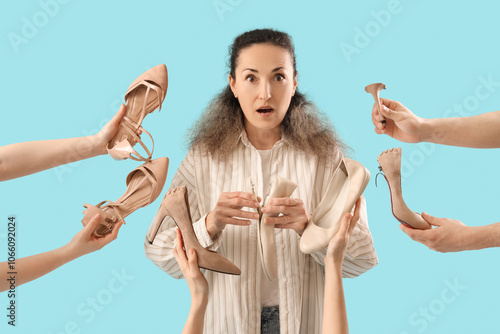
187,248,198,265
421,212,440,226
83,213,102,234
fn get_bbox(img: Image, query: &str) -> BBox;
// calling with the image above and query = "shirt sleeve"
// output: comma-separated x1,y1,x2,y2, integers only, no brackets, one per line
143,150,224,279
308,195,379,278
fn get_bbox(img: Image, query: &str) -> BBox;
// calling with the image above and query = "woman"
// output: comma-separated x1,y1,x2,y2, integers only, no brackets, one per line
145,29,378,334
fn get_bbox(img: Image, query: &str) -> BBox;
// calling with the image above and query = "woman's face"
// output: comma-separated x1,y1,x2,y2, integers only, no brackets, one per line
229,43,297,136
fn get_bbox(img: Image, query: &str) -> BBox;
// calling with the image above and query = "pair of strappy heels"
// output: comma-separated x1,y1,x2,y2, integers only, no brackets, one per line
82,65,170,237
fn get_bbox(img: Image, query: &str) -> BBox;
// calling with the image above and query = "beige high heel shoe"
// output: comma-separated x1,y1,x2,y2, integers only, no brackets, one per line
148,186,241,275
82,157,169,237
248,176,297,281
300,158,370,254
377,148,431,230
107,64,168,162
365,83,386,125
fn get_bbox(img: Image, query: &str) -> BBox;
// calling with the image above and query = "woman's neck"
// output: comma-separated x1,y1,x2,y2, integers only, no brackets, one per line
245,125,281,150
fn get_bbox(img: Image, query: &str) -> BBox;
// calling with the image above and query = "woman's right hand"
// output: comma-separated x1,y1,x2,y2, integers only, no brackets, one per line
372,98,425,143
205,192,261,239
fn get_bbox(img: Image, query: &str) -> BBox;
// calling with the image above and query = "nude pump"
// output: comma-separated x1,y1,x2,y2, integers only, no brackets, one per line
377,148,431,230
148,186,241,276
300,158,370,254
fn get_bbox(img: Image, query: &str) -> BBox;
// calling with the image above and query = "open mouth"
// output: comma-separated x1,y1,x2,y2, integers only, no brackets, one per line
257,107,274,114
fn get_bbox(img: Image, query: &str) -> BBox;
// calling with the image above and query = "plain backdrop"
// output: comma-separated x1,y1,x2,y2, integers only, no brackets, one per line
1,0,500,333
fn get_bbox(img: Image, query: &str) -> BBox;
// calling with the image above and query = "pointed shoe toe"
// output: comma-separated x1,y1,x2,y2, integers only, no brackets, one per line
300,158,370,254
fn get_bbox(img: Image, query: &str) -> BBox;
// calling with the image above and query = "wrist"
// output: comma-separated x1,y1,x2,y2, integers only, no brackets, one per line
417,117,432,143
205,212,222,240
59,243,82,263
88,134,107,156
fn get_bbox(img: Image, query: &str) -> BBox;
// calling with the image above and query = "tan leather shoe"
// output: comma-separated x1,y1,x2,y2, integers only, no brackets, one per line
82,157,169,236
107,64,168,162
256,176,297,281
377,147,431,230
300,158,370,254
149,186,241,276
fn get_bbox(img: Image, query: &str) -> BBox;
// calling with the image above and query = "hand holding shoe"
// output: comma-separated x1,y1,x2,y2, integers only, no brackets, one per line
206,192,261,239
372,98,424,143
261,197,310,236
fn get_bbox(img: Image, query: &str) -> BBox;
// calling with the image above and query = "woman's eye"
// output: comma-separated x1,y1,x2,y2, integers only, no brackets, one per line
245,75,256,82
274,74,285,81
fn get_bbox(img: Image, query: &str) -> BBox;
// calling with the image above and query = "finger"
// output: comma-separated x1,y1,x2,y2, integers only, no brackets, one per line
226,197,260,209
262,204,294,215
274,222,298,229
225,191,259,201
218,216,253,226
267,197,301,206
265,215,294,225
421,212,440,226
176,228,185,251
103,221,123,242
112,104,127,122
348,197,362,234
218,207,259,220
339,213,352,237
82,213,102,235
186,248,200,269
399,223,426,241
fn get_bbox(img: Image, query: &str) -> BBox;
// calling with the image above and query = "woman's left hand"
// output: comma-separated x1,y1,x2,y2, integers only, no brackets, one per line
261,197,311,235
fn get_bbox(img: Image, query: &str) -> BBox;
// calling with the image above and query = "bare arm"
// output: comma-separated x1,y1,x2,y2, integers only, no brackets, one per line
173,229,208,334
322,198,361,334
400,212,500,252
0,104,127,181
0,214,121,292
372,98,500,148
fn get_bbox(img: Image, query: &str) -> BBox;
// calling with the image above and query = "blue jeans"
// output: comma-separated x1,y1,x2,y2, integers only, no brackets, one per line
261,306,280,334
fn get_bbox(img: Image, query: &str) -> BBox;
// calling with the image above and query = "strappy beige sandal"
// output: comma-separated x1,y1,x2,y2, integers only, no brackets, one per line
107,64,168,162
82,157,169,237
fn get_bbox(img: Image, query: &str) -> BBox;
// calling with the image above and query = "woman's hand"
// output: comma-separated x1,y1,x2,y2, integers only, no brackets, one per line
205,192,261,239
91,104,143,155
372,98,424,143
67,213,122,258
173,229,209,304
261,197,311,235
325,197,361,265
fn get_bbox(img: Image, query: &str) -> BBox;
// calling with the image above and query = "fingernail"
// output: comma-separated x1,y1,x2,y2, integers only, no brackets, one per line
254,213,259,219
95,213,101,219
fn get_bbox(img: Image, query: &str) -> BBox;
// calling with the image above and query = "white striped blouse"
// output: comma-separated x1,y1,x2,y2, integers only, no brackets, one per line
144,131,378,334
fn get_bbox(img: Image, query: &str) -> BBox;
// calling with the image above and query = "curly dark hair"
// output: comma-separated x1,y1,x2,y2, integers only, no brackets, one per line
188,28,348,164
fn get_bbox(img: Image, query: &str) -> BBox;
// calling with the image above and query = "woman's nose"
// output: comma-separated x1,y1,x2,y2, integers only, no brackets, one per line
258,81,271,100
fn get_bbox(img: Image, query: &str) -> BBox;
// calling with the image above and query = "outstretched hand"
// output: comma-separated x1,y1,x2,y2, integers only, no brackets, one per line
372,98,424,143
173,229,209,303
400,212,473,253
92,104,143,155
68,213,122,257
325,197,362,265
262,197,310,235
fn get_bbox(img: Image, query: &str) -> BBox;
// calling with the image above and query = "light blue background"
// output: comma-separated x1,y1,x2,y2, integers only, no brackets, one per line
1,0,500,333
